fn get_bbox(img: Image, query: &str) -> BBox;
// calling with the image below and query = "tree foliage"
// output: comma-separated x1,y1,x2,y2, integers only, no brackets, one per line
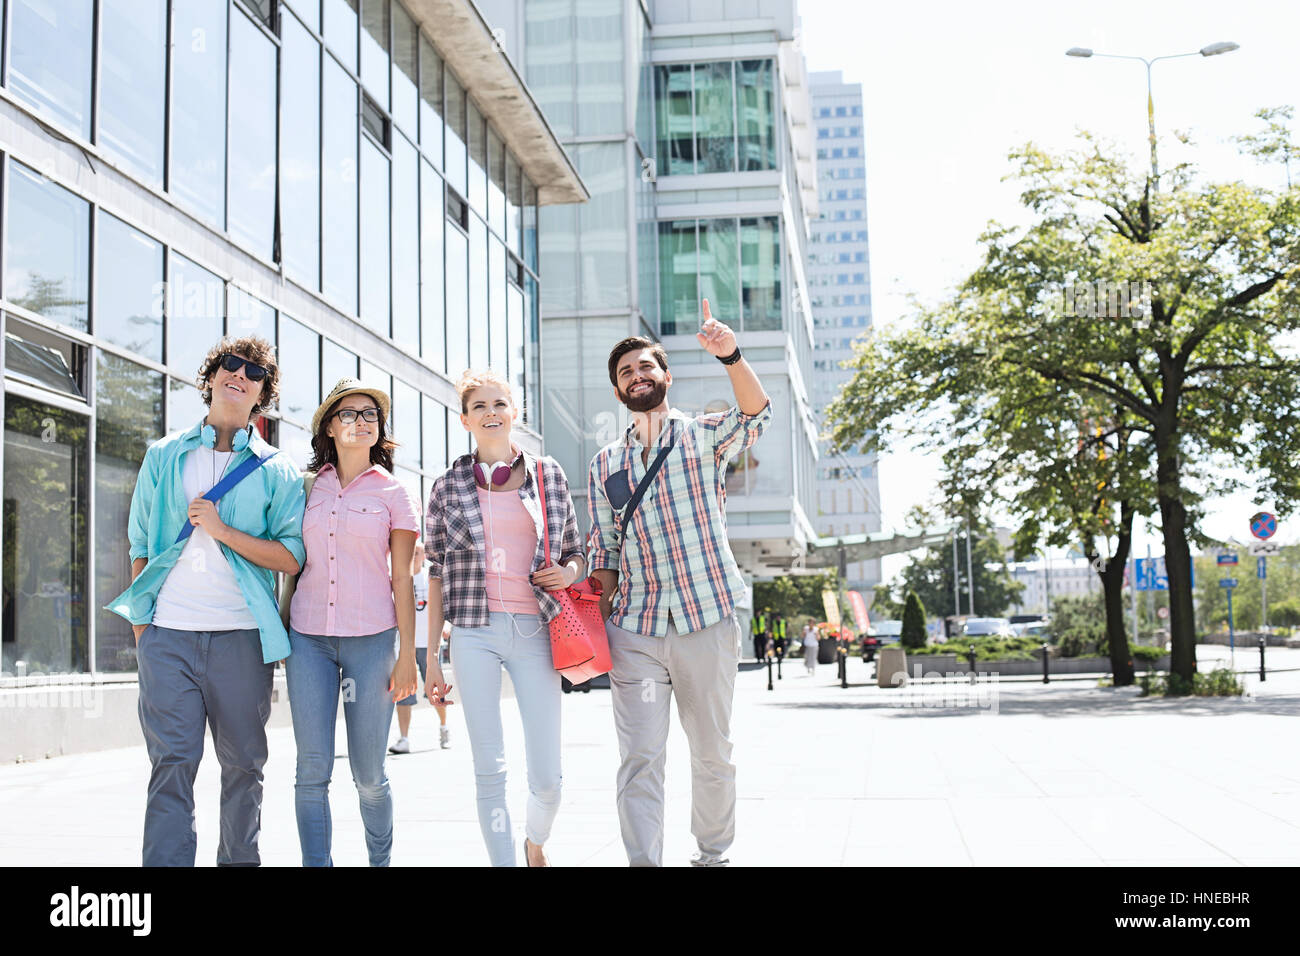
900,590,927,649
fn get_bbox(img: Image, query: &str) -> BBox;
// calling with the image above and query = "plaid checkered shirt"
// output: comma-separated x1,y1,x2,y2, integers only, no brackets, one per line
425,452,584,627
587,401,772,637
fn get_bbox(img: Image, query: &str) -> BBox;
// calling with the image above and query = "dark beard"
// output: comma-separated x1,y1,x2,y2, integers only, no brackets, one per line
618,379,668,412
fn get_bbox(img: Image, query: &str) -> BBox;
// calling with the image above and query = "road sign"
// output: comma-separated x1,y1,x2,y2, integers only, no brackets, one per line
1250,540,1280,557
1250,511,1277,539
1156,606,1169,620
1219,578,1238,589
1135,556,1168,591
1258,556,1267,580
1216,552,1239,566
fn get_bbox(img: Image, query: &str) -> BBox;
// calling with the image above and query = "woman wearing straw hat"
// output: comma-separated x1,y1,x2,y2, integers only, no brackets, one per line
285,378,422,866
423,369,585,867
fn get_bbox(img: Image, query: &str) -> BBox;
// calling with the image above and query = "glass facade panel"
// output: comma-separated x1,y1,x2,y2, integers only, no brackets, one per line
468,216,488,370
99,0,166,185
281,10,322,288
694,62,735,174
279,317,320,424
228,286,275,341
360,0,391,111
392,378,420,469
323,57,359,314
507,281,524,407
575,0,622,136
488,130,506,238
737,59,777,171
524,180,538,273
505,152,521,255
392,135,419,354
523,0,574,139
322,337,358,391
2,398,89,673
418,36,443,168
444,224,468,377
95,212,163,362
279,419,313,471
358,359,391,399
5,162,90,330
171,0,228,226
698,217,739,325
94,353,163,672
288,0,319,32
391,1,418,135
658,220,697,336
539,202,576,315
8,0,94,140
467,102,487,216
420,161,446,369
576,142,628,310
359,138,391,334
323,0,358,73
421,393,446,472
524,273,539,427
444,72,467,196
4,320,84,399
228,9,277,260
741,216,782,329
655,64,694,176
166,379,207,431
489,237,507,374
167,254,224,382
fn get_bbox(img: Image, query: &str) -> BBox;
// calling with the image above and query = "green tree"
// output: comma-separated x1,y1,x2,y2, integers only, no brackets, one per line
753,570,843,631
827,122,1300,689
1048,593,1107,658
900,590,927,649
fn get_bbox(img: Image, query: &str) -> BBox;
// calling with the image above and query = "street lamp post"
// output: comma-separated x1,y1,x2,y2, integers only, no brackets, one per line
1065,42,1239,190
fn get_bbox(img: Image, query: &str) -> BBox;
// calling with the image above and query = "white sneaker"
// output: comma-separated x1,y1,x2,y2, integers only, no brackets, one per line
388,737,410,755
439,726,451,749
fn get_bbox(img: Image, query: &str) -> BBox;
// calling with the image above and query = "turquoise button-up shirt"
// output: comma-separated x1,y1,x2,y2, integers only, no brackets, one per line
105,419,307,663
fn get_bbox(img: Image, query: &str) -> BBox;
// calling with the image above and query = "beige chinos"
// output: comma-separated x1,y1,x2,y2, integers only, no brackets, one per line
605,611,740,867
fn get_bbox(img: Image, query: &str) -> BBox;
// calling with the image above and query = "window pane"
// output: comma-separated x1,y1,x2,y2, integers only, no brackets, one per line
322,337,358,391
167,378,207,431
171,0,228,226
421,393,446,472
658,220,697,336
282,11,322,288
524,274,539,427
360,0,391,111
95,353,163,672
228,10,277,259
539,202,576,314
322,57,359,314
445,224,468,377
737,59,776,171
358,359,391,398
391,1,418,135
288,0,319,32
279,316,320,423
420,162,445,370
279,419,313,471
489,237,506,374
505,152,521,255
4,162,90,329
488,129,506,238
392,135,419,354
4,321,84,399
576,0,622,136
324,0,358,73
655,64,694,176
444,72,468,199
392,378,419,468
95,212,163,362
228,286,275,341
2,398,89,673
507,281,524,409
694,61,735,173
359,138,391,334
698,217,739,325
524,0,574,139
8,0,93,140
467,101,486,216
418,36,443,168
576,142,627,309
167,254,224,381
99,0,166,185
523,179,538,273
468,216,487,369
741,215,782,330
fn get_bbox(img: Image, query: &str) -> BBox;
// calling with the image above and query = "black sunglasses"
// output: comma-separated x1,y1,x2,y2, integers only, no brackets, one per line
219,353,269,382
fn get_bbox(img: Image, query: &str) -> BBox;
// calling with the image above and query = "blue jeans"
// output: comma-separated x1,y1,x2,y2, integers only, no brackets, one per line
286,628,396,867
451,612,562,867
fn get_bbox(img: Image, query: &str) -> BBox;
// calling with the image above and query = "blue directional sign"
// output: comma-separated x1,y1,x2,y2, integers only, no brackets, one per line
1216,552,1238,566
1135,556,1168,591
1219,578,1238,589
1250,511,1277,540
1258,556,1267,580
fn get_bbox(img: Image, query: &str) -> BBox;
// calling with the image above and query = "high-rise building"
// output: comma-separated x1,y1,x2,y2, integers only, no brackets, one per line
808,69,880,593
0,0,585,686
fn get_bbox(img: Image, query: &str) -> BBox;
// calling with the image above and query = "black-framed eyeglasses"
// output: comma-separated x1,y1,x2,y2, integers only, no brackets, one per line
331,407,380,424
219,353,269,382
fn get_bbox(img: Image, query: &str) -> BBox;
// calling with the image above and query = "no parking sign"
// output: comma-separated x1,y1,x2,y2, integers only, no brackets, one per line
1250,511,1277,540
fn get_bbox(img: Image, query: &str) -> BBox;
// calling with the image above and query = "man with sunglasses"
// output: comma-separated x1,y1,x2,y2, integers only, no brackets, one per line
107,335,306,867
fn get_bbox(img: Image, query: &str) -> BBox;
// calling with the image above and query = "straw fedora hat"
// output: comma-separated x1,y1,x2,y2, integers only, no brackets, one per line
312,378,392,434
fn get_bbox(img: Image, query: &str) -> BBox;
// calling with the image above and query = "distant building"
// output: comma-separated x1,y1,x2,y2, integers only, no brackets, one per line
1007,559,1100,616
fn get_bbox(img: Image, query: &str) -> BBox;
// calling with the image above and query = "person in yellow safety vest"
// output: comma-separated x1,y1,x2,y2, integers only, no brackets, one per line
751,610,769,660
772,616,788,658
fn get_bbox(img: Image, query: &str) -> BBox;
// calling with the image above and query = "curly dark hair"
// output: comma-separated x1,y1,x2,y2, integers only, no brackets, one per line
607,336,669,387
307,395,397,474
197,335,279,419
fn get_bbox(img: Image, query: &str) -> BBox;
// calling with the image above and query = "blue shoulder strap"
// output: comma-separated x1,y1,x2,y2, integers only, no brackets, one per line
174,451,277,544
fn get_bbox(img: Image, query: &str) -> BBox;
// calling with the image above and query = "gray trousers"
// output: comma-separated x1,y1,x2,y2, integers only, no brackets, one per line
137,624,273,867
606,612,740,867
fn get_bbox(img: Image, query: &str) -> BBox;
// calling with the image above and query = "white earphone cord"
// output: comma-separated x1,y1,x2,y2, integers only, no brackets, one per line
483,457,546,639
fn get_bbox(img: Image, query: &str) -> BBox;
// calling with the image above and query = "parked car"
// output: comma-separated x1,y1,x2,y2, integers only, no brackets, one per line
1013,621,1051,640
960,617,1014,638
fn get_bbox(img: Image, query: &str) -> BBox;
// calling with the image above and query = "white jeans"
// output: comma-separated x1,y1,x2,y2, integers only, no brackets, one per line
450,612,561,867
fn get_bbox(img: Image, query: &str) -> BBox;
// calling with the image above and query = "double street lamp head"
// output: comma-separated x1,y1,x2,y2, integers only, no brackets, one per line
1199,41,1239,57
1064,41,1240,61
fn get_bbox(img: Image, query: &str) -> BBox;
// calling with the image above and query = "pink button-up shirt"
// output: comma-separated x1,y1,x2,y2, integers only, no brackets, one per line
289,463,421,637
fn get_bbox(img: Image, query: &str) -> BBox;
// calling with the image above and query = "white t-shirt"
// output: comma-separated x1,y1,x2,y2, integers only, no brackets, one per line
152,446,259,631
802,627,819,648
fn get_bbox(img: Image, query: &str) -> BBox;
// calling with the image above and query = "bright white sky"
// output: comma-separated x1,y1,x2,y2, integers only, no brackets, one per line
798,0,1300,582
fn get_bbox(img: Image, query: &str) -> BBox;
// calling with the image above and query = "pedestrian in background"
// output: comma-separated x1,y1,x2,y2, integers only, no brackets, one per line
802,620,819,675
390,541,453,754
285,378,421,867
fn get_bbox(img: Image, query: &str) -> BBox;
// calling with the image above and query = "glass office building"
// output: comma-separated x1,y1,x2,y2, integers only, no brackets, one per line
0,0,585,677
808,70,880,592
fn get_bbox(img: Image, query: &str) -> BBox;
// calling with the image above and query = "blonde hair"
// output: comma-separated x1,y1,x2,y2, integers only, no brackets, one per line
455,368,514,413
